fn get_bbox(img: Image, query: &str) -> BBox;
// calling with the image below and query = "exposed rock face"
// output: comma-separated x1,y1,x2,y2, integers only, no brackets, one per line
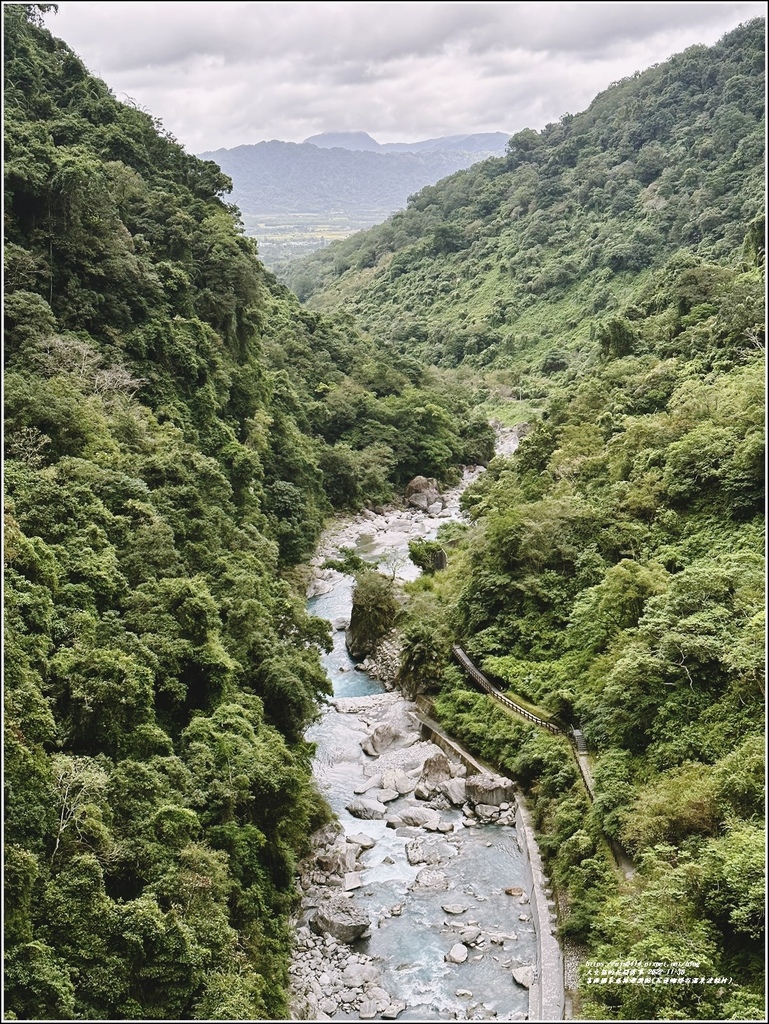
310,897,371,943
358,631,402,688
465,772,516,807
405,475,443,511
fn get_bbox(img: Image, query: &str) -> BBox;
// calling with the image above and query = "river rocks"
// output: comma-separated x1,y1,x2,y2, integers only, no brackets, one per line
512,965,534,989
342,963,381,987
446,943,469,964
347,833,376,850
410,867,450,891
291,924,403,1020
465,773,516,808
405,475,443,511
414,751,453,799
398,806,442,829
294,448,548,1020
346,798,387,820
442,903,468,915
476,802,503,822
310,897,371,943
316,836,358,874
441,777,468,806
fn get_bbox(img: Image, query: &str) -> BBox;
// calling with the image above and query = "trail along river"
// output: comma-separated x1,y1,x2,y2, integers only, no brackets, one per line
291,432,544,1022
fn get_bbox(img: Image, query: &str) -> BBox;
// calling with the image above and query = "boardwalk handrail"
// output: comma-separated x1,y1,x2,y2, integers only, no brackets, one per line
452,646,562,734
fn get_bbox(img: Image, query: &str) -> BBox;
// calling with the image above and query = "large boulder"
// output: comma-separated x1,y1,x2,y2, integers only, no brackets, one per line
347,833,376,850
398,806,441,829
382,768,415,795
354,773,384,795
415,752,453,799
441,778,467,806
512,965,534,989
405,476,443,511
445,943,469,964
310,897,371,943
409,867,449,891
361,708,420,757
465,772,516,807
346,798,387,820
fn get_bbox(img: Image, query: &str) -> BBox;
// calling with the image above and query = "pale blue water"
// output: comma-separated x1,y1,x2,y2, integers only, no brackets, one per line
304,483,536,1021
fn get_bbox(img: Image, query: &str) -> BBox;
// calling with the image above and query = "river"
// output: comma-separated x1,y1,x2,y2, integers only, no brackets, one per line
290,432,548,1022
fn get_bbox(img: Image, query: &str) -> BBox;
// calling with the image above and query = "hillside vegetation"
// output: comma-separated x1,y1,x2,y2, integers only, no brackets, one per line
2,5,488,1019
290,19,766,1021
284,19,764,383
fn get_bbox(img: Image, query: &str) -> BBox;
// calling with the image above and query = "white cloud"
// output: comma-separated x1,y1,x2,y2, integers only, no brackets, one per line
42,1,766,151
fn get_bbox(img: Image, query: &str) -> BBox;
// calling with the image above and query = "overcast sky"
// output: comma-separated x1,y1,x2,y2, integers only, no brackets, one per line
41,2,765,154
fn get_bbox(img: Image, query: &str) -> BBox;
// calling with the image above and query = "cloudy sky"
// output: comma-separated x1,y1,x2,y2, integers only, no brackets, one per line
42,2,765,153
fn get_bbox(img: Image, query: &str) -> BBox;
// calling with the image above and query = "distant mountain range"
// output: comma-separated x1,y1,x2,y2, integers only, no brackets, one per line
198,131,510,266
302,130,510,154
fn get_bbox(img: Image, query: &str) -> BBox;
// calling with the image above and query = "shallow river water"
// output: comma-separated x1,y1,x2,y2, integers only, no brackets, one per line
298,438,540,1021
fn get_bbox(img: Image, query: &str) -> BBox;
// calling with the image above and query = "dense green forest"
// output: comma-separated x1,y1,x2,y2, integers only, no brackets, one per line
279,16,766,1022
284,19,765,385
365,19,763,1022
2,5,489,1019
3,5,765,1022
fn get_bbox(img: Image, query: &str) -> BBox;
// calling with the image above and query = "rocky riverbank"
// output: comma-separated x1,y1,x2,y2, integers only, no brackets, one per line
291,423,550,1020
289,694,537,1021
308,422,528,599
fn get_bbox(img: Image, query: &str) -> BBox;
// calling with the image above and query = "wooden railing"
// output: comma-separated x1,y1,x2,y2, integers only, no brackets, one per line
452,646,563,734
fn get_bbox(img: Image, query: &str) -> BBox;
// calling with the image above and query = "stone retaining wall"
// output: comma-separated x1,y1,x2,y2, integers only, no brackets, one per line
415,706,565,1021
514,797,565,1021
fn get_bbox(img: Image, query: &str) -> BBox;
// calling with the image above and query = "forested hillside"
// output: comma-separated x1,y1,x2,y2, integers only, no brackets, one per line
287,18,766,1022
284,19,764,380
2,5,488,1019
